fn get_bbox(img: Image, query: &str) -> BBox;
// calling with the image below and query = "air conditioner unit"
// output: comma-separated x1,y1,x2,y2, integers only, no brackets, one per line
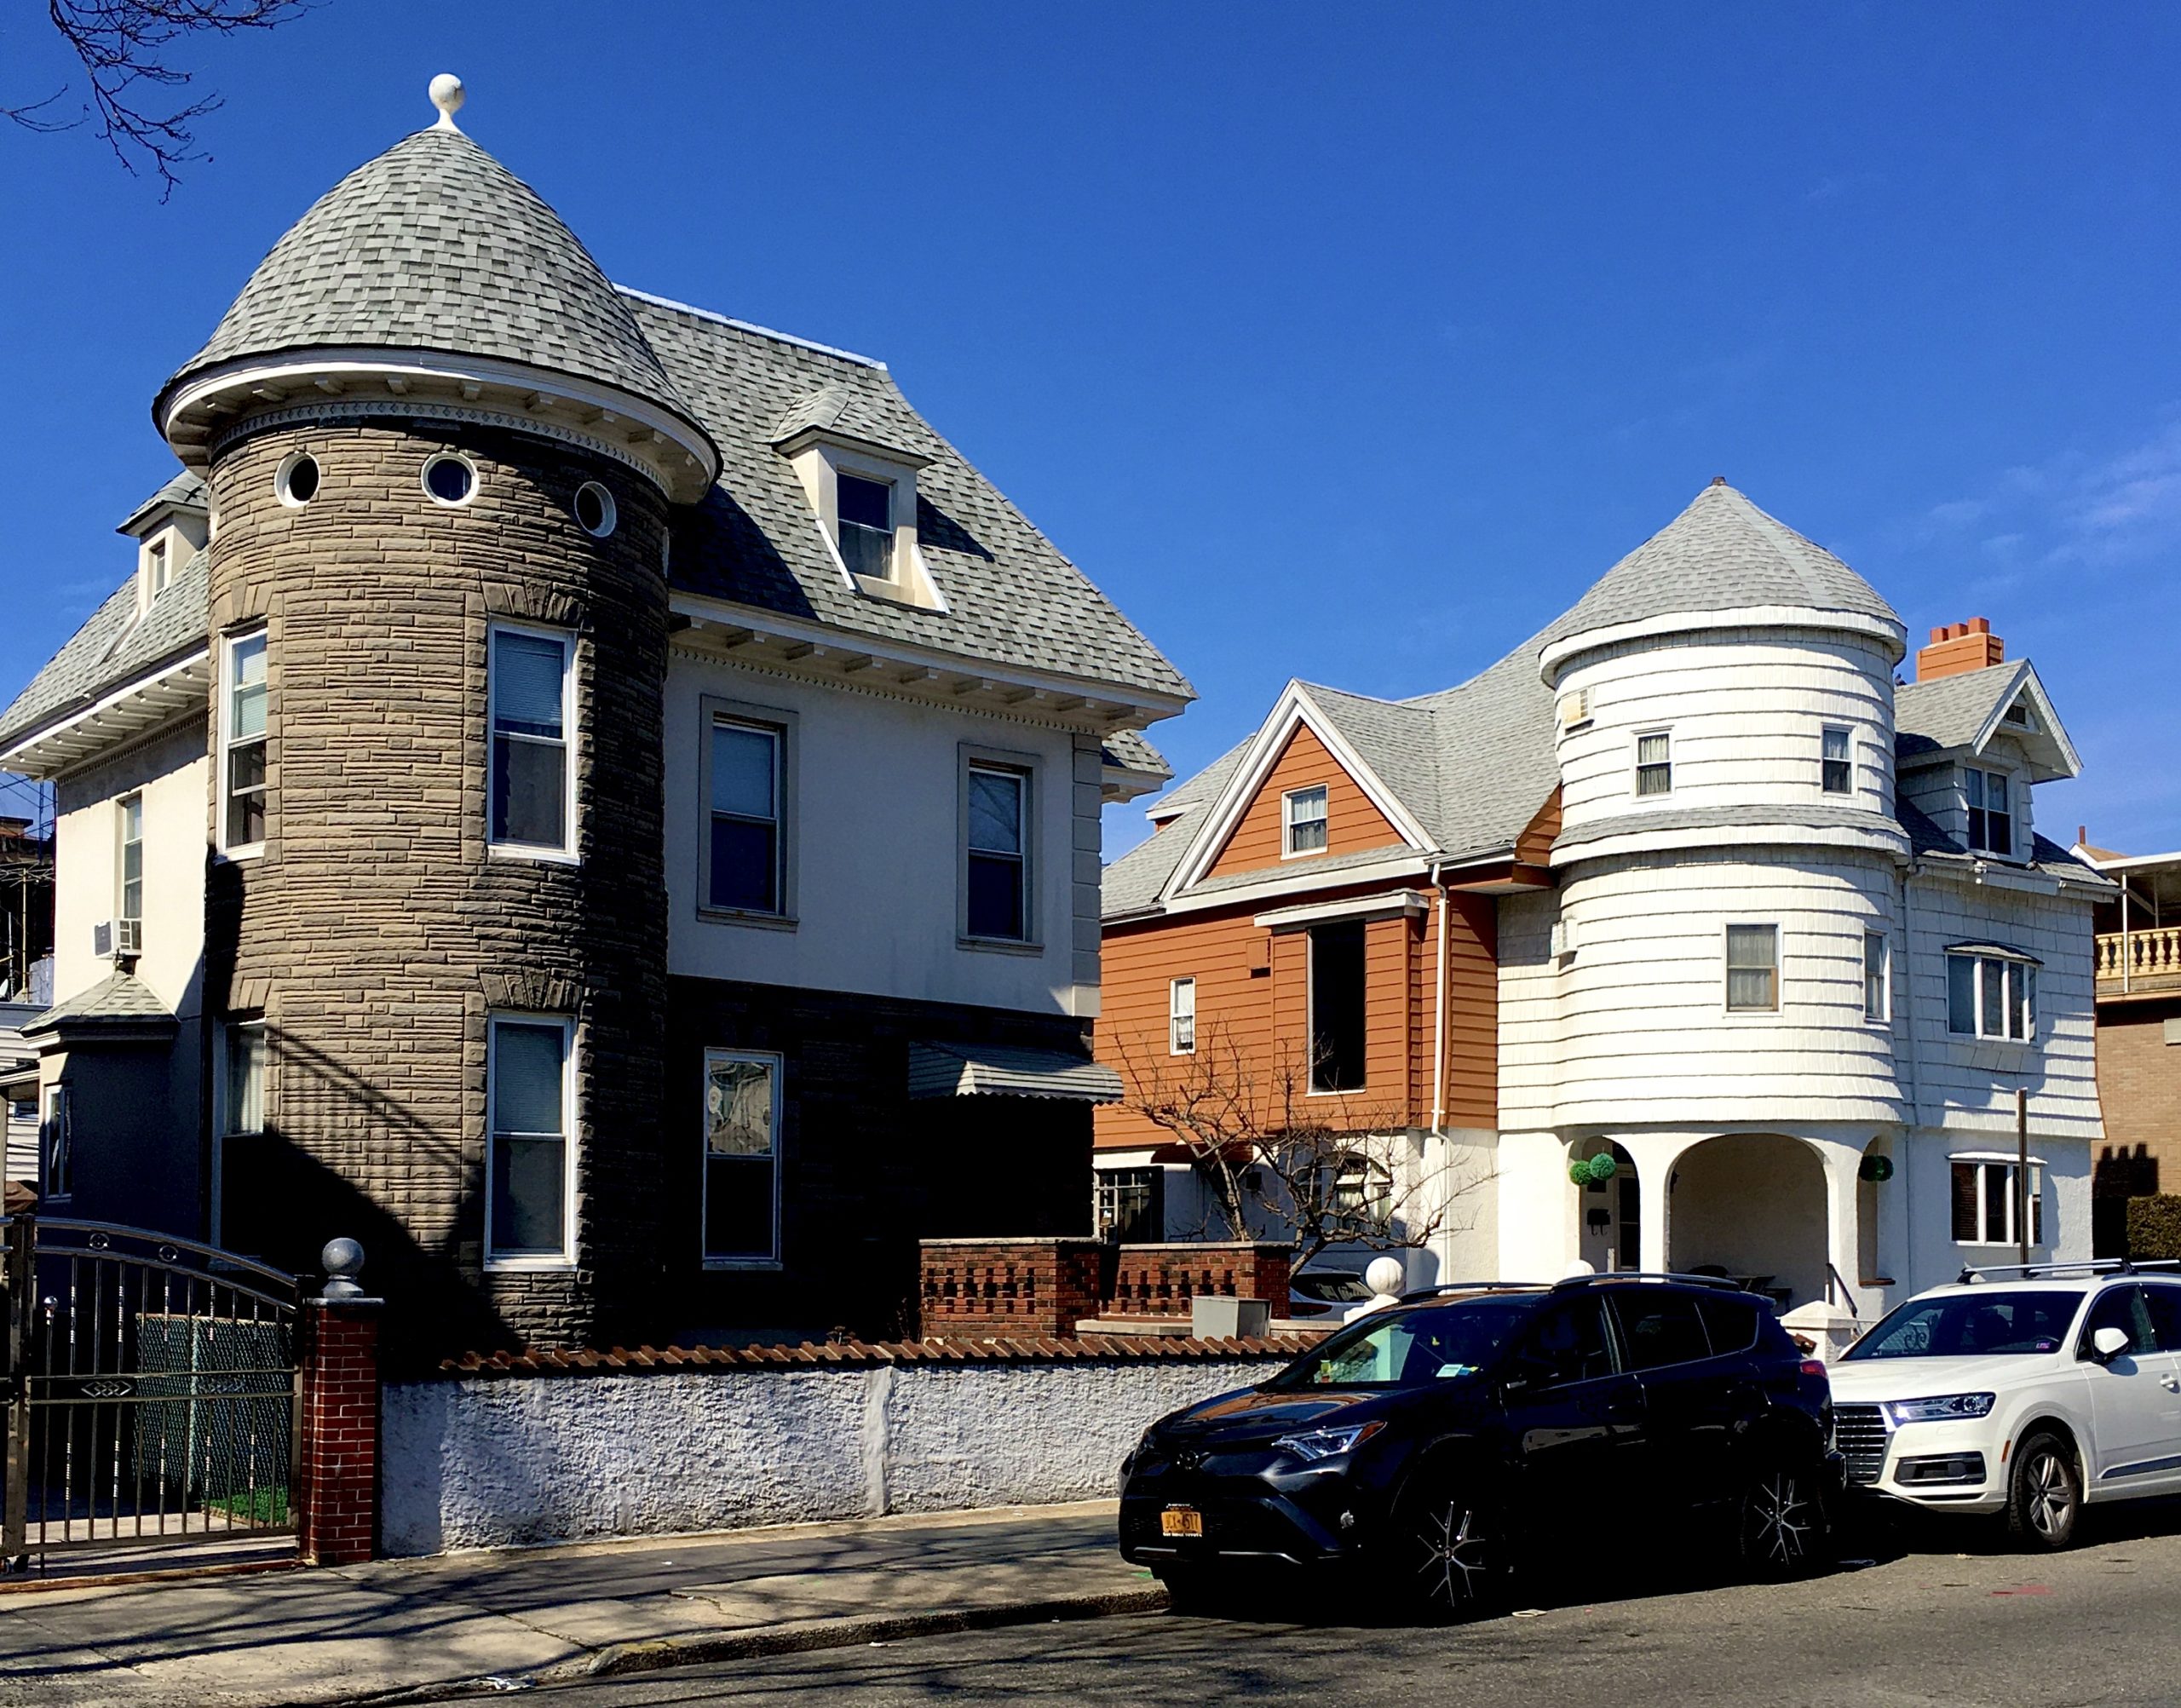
94,919,143,958
1557,689,1591,730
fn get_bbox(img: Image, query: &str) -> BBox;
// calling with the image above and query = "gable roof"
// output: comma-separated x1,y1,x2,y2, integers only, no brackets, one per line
636,295,1189,702
1547,480,1901,655
157,128,699,436
1896,658,2079,781
0,550,210,758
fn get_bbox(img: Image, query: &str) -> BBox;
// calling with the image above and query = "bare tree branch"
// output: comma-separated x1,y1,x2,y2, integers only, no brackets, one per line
7,1,314,198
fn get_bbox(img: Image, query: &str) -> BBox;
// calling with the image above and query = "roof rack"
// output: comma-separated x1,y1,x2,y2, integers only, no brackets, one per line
1395,1281,1551,1304
1551,1270,1755,1295
1954,1258,2181,1285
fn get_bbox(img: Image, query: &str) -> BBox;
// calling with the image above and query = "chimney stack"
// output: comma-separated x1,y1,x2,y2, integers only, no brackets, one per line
1914,617,2004,683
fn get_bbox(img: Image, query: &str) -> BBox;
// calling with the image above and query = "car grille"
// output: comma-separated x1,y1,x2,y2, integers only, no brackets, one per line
1834,1403,1891,1484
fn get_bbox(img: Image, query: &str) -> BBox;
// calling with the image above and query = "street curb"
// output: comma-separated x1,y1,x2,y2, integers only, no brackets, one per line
342,1584,1171,1705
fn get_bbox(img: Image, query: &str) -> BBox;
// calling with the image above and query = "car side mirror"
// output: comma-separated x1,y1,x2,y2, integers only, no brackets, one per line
2092,1326,2131,1363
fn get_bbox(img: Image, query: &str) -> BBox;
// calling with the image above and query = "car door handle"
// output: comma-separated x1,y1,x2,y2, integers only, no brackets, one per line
2161,1374,2179,1393
1601,1390,1644,1423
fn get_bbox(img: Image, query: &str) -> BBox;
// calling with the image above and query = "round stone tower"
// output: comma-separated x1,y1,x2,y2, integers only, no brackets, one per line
152,79,719,1354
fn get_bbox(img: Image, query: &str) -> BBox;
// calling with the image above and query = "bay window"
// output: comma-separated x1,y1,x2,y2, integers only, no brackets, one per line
1948,950,2036,1040
1950,1154,2043,1246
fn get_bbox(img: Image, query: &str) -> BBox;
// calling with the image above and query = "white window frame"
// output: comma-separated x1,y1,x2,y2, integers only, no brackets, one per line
1863,929,1890,1023
1634,729,1672,798
484,1013,578,1270
833,470,897,584
1169,976,1196,1055
1282,784,1329,858
1821,725,1853,796
701,1048,784,1269
1949,1153,2045,1248
959,748,1037,949
41,1084,71,1204
1965,765,2016,858
1724,923,1780,1014
147,537,170,601
487,621,578,865
117,792,144,926
218,628,269,859
210,1018,267,1249
1947,950,2037,1042
699,700,795,923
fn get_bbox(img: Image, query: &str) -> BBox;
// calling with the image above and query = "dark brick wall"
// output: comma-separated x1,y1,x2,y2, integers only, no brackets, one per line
205,417,670,1361
663,975,1096,1342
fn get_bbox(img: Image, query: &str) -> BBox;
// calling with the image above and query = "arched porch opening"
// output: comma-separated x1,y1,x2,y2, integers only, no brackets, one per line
1570,1142,1639,1273
1857,1136,1896,1289
1667,1134,1827,1310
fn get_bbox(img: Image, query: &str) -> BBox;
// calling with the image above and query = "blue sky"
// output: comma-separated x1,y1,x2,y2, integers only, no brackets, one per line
3,3,2178,858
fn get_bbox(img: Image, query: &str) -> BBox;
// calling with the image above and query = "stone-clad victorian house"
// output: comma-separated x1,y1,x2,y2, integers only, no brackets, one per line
1098,481,2111,1355
0,80,1189,1356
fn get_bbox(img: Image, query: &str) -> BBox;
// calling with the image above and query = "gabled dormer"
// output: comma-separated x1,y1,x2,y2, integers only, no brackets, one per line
773,385,947,612
117,472,210,619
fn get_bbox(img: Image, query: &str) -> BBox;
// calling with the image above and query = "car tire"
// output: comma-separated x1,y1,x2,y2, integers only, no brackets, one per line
1387,1475,1510,1620
1739,1459,1827,1579
2005,1432,2081,1550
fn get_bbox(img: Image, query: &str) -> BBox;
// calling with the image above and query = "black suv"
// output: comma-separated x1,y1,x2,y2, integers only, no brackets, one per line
1119,1274,1840,1615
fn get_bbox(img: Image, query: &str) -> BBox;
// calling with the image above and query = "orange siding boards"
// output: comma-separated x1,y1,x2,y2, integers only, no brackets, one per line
1203,723,1409,881
1516,788,1562,868
1096,884,1499,1148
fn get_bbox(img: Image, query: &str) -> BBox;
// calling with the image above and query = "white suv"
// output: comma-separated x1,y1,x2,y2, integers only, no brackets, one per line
1828,1263,2181,1549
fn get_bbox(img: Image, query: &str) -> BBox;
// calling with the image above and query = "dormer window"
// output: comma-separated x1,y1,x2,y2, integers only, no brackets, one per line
1965,767,2014,857
836,473,894,581
1283,785,1329,856
147,539,170,598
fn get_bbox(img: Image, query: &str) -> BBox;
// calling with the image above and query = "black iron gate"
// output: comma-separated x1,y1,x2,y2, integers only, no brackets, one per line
1,1215,302,1576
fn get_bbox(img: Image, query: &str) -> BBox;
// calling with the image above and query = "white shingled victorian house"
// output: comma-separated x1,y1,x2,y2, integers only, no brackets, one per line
0,78,1190,1354
1100,480,2111,1354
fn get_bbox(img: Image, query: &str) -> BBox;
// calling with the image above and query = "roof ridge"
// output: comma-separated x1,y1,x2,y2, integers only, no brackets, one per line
617,285,887,370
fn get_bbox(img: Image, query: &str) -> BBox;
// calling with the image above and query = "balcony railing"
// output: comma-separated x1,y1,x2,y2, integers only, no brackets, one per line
2096,926,2181,995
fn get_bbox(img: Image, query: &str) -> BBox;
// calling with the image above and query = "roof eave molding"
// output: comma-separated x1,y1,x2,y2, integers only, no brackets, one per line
1161,681,1435,901
0,648,211,779
1538,604,1908,686
157,347,722,503
772,423,933,470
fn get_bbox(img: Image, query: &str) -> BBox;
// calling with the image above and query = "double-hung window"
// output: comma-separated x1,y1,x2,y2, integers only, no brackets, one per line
486,1016,575,1265
147,538,170,600
1308,919,1367,1091
213,1020,266,1246
707,716,786,914
40,1085,71,1202
1282,785,1328,855
1950,1155,2043,1246
490,626,574,856
1863,930,1889,1022
1725,923,1780,1012
222,631,269,852
1965,768,2014,857
1169,977,1196,1055
836,473,895,581
1635,731,1672,796
118,794,144,927
964,762,1030,941
1948,950,2036,1040
1822,727,1853,795
703,1050,781,1264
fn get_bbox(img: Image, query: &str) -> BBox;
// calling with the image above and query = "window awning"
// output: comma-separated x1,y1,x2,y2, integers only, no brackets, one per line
907,1042,1124,1104
1945,941,2043,965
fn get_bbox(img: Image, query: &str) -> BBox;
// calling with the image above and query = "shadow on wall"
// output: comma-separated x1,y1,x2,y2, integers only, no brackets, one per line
2095,1144,2161,1259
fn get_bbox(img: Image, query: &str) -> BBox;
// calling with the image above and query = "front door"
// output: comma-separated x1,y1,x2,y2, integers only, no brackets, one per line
1499,1296,1645,1544
2078,1285,2179,1493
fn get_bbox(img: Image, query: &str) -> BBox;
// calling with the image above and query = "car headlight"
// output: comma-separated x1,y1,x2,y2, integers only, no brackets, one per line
1884,1393,1996,1425
1272,1420,1385,1462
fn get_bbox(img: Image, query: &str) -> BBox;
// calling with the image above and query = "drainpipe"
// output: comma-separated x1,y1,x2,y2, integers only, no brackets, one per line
1429,861,1449,1137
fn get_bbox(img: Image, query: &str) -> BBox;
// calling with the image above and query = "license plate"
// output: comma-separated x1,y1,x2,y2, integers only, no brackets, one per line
1160,1506,1204,1538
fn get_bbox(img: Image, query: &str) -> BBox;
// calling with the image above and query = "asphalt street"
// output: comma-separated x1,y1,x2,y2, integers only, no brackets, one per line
450,1509,2181,1708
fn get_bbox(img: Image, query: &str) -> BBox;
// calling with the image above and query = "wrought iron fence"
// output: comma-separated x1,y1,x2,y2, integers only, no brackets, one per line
2,1215,302,1574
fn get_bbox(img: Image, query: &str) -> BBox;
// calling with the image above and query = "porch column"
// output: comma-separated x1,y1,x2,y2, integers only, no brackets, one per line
1616,1134,1701,1278
1781,1139,1867,1361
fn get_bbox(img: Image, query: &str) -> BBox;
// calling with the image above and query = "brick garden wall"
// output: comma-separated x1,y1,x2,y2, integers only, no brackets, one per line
918,1239,1295,1336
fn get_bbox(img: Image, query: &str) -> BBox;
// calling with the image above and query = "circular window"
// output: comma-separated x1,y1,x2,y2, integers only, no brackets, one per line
277,452,320,507
573,481,617,538
422,453,476,507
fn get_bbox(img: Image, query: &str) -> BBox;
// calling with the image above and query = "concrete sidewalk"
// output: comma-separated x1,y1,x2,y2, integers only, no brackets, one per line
0,1502,1162,1706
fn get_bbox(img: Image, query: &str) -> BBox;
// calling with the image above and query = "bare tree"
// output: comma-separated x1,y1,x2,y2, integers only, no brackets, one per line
1110,1021,1485,1273
7,1,313,198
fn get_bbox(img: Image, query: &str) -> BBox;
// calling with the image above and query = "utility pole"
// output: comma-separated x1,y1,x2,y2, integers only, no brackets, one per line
2016,1085,2031,1269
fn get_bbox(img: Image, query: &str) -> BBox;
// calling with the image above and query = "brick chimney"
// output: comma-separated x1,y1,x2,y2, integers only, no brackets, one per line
1914,617,2004,683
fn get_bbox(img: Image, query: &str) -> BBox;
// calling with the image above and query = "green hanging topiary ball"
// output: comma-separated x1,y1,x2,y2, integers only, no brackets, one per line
1568,1159,1592,1186
1587,1153,1619,1183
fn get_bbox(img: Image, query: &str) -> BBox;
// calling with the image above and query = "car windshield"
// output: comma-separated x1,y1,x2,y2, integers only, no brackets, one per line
1270,1296,1537,1389
1842,1289,2084,1360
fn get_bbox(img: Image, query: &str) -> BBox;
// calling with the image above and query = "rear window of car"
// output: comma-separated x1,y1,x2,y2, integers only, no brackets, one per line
1842,1289,2084,1360
1695,1292,1761,1354
1613,1292,1712,1371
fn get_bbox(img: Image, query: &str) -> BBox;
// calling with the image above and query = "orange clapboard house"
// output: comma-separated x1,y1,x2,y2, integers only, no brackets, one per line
1096,664,1562,1276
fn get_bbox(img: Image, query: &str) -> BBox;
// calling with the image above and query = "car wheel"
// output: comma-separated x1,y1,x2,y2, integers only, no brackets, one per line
1740,1460,1826,1578
2005,1432,2081,1550
1391,1477,1508,1619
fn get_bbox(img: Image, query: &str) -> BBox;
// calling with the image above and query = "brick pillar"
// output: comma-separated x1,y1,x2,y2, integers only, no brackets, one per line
297,1241,382,1566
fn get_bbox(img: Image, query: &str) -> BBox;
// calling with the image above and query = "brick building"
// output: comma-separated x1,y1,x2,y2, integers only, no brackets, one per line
2079,843,2181,1254
0,78,1189,1359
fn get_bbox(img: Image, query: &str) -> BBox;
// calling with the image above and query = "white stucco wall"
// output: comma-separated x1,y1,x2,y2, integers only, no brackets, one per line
662,653,1099,1016
380,1355,1290,1556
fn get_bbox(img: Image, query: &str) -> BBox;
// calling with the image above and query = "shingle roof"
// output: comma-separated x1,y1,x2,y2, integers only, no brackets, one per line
1101,727,1171,781
1896,661,2029,758
158,128,698,430
636,296,1190,701
1551,480,1900,644
117,471,207,535
26,969,176,1033
0,551,209,755
1553,802,1908,852
770,382,924,461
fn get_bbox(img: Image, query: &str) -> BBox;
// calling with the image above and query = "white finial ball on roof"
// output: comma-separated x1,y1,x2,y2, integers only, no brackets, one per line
429,73,466,130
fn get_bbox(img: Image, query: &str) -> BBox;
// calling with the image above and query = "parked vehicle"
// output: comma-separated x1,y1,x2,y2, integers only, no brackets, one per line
1828,1261,2181,1550
1287,1267,1373,1318
1119,1274,1839,1616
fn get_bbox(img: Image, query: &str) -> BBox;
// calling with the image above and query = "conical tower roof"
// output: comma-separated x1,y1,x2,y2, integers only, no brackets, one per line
1544,480,1902,673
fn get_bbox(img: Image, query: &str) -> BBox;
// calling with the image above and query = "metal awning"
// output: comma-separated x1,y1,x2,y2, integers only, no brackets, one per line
907,1042,1124,1104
